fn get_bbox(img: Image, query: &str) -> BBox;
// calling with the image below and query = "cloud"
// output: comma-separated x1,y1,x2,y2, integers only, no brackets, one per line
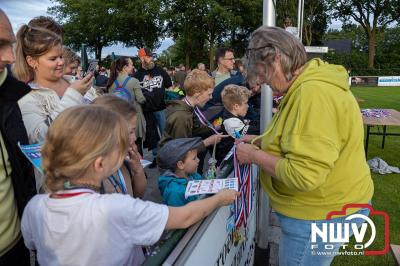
1,0,175,57
1,0,53,32
101,38,175,58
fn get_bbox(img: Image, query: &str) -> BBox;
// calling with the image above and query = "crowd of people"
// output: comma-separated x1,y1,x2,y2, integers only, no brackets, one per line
0,7,373,266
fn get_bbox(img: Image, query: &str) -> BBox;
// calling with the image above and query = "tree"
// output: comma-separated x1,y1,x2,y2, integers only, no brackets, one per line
203,2,231,70
112,0,165,50
163,0,262,70
49,0,164,62
163,0,233,69
276,0,298,27
324,24,369,52
276,0,329,46
323,24,400,75
374,25,400,72
222,0,263,57
49,0,117,62
163,0,206,68
328,0,400,68
303,0,329,46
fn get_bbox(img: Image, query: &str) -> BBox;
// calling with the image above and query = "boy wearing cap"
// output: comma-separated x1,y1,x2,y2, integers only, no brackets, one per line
158,138,204,207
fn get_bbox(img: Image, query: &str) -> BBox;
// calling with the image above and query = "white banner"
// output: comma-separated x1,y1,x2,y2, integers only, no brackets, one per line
172,166,258,266
378,76,400,87
305,46,328,53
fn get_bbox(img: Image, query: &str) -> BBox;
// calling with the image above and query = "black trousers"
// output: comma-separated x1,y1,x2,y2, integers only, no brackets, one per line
0,236,30,266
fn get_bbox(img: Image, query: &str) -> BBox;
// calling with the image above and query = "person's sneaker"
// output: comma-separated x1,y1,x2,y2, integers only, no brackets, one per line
149,158,157,169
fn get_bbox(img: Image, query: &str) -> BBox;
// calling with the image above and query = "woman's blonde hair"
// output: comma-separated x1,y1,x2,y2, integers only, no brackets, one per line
92,94,137,121
42,106,129,192
28,16,64,39
13,20,63,82
184,69,215,96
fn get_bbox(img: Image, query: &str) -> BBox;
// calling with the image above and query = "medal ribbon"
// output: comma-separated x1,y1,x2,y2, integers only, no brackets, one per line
233,144,253,228
108,169,127,194
183,97,220,134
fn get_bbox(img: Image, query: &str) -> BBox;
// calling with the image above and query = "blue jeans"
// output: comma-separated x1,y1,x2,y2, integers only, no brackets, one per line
153,110,166,135
152,110,166,157
276,206,371,266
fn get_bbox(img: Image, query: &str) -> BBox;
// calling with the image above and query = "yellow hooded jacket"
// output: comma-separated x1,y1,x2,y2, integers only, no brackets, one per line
260,59,373,220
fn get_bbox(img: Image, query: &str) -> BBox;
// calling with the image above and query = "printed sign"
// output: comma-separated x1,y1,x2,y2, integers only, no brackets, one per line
185,178,239,199
18,142,43,173
378,76,400,87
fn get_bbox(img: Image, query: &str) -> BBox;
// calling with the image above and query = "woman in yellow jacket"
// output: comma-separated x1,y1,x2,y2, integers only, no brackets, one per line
237,26,373,266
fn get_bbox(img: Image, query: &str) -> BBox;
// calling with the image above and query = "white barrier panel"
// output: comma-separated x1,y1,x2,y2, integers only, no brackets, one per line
171,165,258,266
378,76,400,87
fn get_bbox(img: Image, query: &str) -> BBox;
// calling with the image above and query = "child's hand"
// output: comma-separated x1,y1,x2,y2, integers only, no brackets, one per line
216,189,239,205
203,134,229,147
126,145,143,173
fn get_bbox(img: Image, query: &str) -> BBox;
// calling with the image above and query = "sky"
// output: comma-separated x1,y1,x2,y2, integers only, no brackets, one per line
1,0,341,58
0,0,174,58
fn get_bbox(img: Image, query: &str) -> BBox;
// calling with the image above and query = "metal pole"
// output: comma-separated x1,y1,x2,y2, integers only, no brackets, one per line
263,0,275,27
256,0,275,250
297,0,304,41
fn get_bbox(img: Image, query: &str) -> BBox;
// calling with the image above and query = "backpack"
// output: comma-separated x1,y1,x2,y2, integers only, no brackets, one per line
112,77,132,103
165,87,185,102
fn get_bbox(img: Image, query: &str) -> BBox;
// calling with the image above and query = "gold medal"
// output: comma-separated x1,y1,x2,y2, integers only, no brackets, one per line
233,230,245,246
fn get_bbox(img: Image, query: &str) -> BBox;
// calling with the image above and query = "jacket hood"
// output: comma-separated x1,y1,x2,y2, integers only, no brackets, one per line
290,58,349,95
158,170,188,191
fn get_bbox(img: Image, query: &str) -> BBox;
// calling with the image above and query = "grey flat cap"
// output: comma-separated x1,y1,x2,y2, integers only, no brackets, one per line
157,137,203,171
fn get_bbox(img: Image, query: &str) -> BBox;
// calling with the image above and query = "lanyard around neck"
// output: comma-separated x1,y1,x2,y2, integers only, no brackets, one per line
183,97,219,134
107,169,127,194
52,188,95,198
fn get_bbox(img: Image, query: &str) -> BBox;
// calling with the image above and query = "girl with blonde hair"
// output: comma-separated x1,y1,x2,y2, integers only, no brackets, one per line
93,94,147,198
21,105,237,266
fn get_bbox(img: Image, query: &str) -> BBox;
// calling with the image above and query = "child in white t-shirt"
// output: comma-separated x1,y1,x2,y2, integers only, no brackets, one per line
21,105,238,266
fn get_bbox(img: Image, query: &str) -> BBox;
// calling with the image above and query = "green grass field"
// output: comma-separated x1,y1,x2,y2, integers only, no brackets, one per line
331,86,400,266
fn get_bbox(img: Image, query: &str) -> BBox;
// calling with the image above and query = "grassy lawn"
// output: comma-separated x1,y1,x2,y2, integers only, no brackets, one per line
332,86,400,266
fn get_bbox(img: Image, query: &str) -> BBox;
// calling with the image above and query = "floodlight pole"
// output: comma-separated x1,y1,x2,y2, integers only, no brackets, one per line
256,0,275,250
